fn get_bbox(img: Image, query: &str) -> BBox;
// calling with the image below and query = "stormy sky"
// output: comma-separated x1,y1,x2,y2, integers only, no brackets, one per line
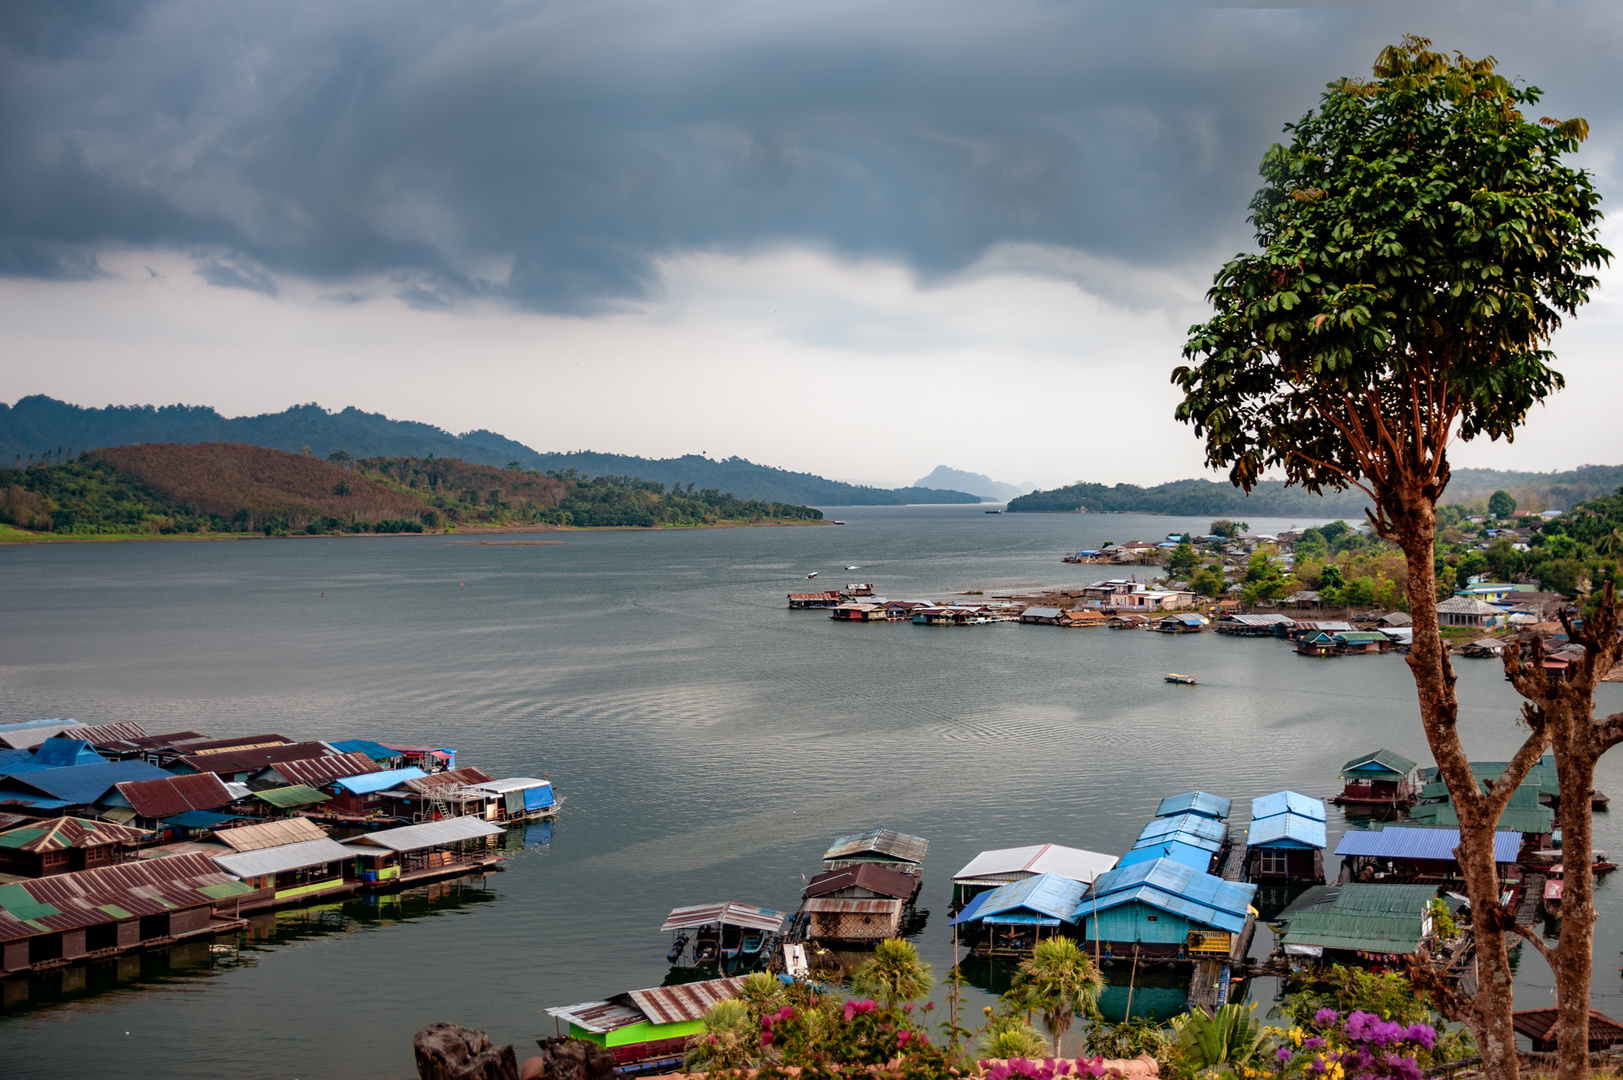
3,2,1621,488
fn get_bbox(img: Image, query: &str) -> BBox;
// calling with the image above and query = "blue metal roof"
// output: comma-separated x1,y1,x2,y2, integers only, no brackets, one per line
31,738,104,769
1080,857,1256,934
1334,826,1520,863
161,810,247,828
0,749,32,772
1133,827,1223,854
1156,791,1232,820
332,767,428,795
1117,841,1214,871
0,718,78,733
1249,813,1327,850
328,739,402,761
1251,790,1326,823
0,760,168,804
951,872,1085,927
1136,813,1227,848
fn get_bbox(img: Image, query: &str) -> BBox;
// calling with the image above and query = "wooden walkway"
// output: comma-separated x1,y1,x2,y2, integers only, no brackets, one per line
1188,828,1253,1015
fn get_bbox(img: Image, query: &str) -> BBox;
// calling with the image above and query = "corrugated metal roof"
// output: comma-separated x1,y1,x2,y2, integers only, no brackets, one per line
1021,607,1064,619
162,810,251,829
1282,911,1423,953
1513,1009,1623,1048
660,901,785,932
627,977,751,1026
1155,792,1232,821
66,721,151,745
1249,814,1327,850
1135,814,1227,849
1132,827,1223,854
1334,826,1521,863
326,739,402,761
803,863,918,900
1329,883,1437,916
268,752,381,788
799,896,905,916
1086,857,1257,920
462,777,549,796
402,767,496,793
211,837,355,878
1083,880,1252,934
0,718,80,734
545,999,646,1035
179,733,294,755
30,739,104,769
1341,749,1418,776
0,852,246,942
1221,614,1295,626
114,772,234,818
1407,801,1554,834
331,767,428,794
178,741,332,775
951,844,1117,885
952,872,1085,926
252,785,330,808
1251,791,1326,823
822,829,928,865
1117,841,1214,872
0,816,147,853
216,817,329,851
2,760,169,805
0,721,82,749
92,730,210,754
342,816,503,852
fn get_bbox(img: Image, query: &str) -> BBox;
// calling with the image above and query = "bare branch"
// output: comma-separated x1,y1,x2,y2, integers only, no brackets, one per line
1484,723,1553,815
1594,711,1623,754
1509,921,1555,962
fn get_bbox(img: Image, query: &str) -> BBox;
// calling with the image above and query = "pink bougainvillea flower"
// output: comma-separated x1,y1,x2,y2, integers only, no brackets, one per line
1314,1008,1340,1028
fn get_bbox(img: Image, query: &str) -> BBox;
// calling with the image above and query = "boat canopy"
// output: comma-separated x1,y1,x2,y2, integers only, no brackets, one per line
660,901,784,933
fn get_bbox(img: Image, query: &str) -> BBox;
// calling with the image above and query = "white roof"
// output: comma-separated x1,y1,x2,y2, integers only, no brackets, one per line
342,816,504,852
463,777,551,796
952,843,1118,885
211,837,355,878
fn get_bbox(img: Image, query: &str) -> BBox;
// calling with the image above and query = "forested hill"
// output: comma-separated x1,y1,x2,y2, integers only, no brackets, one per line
1007,464,1623,517
0,443,824,536
0,396,979,505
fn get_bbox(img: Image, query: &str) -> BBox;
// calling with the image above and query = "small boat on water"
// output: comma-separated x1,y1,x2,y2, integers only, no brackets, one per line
985,509,1001,514
1165,673,1197,685
1545,876,1563,918
831,520,846,525
661,901,785,969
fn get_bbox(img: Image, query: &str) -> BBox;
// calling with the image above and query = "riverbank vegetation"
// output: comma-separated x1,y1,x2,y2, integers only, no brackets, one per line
0,442,821,540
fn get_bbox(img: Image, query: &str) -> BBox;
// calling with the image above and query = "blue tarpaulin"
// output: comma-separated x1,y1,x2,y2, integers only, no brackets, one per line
328,739,401,761
161,810,247,829
523,783,555,811
332,767,427,795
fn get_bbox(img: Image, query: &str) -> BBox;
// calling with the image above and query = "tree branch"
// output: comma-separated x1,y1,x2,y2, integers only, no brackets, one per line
1593,711,1623,754
1508,921,1555,963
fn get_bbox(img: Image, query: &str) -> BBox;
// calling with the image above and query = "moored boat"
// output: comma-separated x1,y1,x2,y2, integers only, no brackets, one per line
1165,673,1197,685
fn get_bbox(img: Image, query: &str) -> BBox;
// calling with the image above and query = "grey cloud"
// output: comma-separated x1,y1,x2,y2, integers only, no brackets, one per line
195,255,277,295
2,1,1620,311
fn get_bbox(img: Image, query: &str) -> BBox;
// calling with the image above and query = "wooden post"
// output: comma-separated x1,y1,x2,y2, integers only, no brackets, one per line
1125,946,1138,1020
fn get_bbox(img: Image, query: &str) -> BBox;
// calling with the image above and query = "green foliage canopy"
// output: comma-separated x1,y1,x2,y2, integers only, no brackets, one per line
1174,37,1608,515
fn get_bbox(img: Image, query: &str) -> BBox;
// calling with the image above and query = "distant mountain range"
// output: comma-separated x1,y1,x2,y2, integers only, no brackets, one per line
0,396,980,506
912,466,1035,503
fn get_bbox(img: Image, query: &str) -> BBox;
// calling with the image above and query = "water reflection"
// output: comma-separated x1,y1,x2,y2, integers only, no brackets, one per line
1,879,500,1014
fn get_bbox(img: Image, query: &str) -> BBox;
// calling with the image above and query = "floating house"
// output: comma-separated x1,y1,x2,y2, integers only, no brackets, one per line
256,750,380,789
1334,631,1394,655
323,767,429,816
342,816,506,889
0,816,147,878
788,591,842,609
1335,826,1521,883
798,863,917,944
210,819,358,910
1078,858,1257,961
1215,613,1296,637
1408,783,1553,839
1512,1009,1623,1053
8,738,105,772
0,852,252,977
1058,609,1110,628
661,901,784,963
1156,792,1231,821
951,872,1087,955
950,844,1118,907
251,784,332,817
1148,614,1208,633
385,767,496,820
462,778,560,822
1276,882,1439,963
831,603,888,622
1245,791,1327,884
0,759,170,817
546,976,749,1073
821,829,927,877
1333,749,1420,808
108,772,237,829
0,718,88,750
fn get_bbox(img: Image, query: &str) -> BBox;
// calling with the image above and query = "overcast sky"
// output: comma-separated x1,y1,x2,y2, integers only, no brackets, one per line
3,2,1621,488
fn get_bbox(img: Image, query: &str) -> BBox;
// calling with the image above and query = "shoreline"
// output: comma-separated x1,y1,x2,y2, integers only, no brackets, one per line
0,517,828,546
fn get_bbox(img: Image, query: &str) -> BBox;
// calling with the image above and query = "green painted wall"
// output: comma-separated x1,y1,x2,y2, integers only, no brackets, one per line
569,1018,705,1047
274,877,344,901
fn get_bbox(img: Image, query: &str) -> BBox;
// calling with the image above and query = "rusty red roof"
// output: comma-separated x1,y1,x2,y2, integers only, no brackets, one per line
69,721,151,744
92,731,212,754
115,773,235,818
402,767,496,793
177,733,294,755
0,816,148,853
625,977,751,1026
178,741,333,775
267,752,380,787
0,852,248,942
1513,1009,1623,1050
803,863,919,901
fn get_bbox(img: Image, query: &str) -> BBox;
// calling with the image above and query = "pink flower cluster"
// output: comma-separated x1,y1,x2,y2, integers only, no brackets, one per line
984,1056,1110,1080
843,1000,878,1022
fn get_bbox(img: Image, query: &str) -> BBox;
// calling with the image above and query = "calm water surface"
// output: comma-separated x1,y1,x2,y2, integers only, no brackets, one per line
2,505,1620,1079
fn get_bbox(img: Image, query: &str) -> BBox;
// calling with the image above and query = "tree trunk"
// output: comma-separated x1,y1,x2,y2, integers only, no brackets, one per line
1390,495,1520,1080
1550,739,1597,1080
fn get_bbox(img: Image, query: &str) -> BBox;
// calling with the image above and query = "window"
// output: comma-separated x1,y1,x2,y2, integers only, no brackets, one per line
1261,850,1289,875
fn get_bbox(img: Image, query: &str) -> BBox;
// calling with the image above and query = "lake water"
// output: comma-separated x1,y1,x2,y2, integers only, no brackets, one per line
2,504,1621,1079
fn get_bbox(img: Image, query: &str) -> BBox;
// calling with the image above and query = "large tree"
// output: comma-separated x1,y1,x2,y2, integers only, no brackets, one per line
1173,37,1607,1080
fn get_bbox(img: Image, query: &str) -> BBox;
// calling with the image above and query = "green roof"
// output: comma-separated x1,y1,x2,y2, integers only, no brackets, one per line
1408,801,1553,834
1420,759,1558,800
1336,632,1389,643
98,904,133,919
1342,749,1417,777
1330,884,1437,917
0,882,61,923
1283,911,1424,954
198,880,255,900
0,829,45,849
253,785,331,808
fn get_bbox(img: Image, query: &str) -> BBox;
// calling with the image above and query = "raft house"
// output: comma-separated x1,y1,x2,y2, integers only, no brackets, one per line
949,843,1118,909
1078,858,1257,963
1245,791,1327,885
661,901,784,964
342,816,507,889
546,976,749,1074
1273,882,1444,967
951,871,1090,956
797,864,918,945
1335,826,1522,886
1332,749,1420,809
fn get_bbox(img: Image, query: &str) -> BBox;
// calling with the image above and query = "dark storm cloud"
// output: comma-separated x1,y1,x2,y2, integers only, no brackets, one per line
1,1,1619,310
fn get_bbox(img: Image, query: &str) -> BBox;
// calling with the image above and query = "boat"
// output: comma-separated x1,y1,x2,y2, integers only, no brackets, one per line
1165,674,1197,685
831,520,846,525
660,901,786,968
806,572,818,579
666,932,689,963
740,928,768,956
985,510,1001,514
719,924,743,959
1544,876,1563,918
